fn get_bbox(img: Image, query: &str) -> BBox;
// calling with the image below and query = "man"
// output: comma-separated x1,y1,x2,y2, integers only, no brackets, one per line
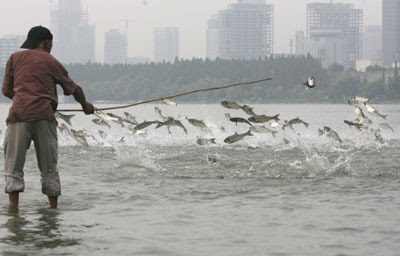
2,25,94,209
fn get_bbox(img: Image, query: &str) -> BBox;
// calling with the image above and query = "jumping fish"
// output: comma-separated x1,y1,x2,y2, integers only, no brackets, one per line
187,118,209,131
250,125,277,137
270,120,285,129
124,112,138,125
134,120,157,131
95,110,119,122
106,113,125,127
154,107,167,121
248,114,280,123
92,118,111,129
156,117,187,134
379,123,394,132
161,98,177,106
196,137,216,145
224,130,253,144
344,120,366,131
241,105,256,116
55,112,75,126
352,96,370,104
323,126,342,143
229,117,253,126
287,117,309,129
57,123,71,135
361,103,387,119
302,76,316,89
70,129,89,147
220,100,242,110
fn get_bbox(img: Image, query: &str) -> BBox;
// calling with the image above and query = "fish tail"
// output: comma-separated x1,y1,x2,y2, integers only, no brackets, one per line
273,114,280,121
65,114,75,126
211,138,216,144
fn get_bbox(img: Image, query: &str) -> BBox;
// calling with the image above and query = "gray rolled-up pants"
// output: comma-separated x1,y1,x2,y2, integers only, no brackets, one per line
3,120,60,196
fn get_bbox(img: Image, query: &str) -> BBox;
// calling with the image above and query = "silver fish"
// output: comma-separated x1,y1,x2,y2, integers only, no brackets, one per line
57,123,70,135
344,120,366,131
55,111,75,126
106,113,125,127
379,123,394,132
323,126,342,143
135,120,157,131
302,76,316,88
124,112,138,125
250,125,277,137
229,117,253,126
154,107,167,121
270,120,284,129
92,118,111,129
288,117,309,129
352,96,369,103
241,105,256,116
220,100,242,110
248,114,280,123
224,130,253,144
156,117,187,134
187,118,208,130
95,110,118,122
70,129,89,147
196,137,216,145
361,103,387,119
161,98,177,106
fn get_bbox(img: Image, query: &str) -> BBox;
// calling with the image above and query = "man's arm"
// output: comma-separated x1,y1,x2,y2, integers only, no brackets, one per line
73,86,94,114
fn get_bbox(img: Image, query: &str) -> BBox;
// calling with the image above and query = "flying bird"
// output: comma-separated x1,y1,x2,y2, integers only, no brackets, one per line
302,76,316,89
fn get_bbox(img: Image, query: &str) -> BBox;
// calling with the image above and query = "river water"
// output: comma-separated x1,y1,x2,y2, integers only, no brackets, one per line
0,103,399,256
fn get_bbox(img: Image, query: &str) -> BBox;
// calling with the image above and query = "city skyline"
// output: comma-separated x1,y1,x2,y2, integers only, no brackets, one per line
0,0,381,62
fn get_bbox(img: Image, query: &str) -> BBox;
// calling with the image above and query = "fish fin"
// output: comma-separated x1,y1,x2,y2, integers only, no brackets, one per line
211,138,216,144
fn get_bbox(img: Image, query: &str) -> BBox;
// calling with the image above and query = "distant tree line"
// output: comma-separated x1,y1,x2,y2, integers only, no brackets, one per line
1,55,399,103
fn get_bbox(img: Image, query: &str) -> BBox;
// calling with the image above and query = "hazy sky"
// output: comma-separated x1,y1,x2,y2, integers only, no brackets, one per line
0,0,381,62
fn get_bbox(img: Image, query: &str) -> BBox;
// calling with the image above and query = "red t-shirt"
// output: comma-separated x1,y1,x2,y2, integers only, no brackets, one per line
2,48,78,124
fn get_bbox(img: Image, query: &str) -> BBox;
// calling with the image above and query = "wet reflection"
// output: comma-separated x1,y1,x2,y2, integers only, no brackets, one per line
0,207,80,254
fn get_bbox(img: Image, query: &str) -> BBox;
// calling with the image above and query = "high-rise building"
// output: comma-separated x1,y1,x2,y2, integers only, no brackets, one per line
298,2,362,69
104,29,127,64
50,0,95,64
206,15,219,60
382,0,400,66
153,27,179,63
363,25,382,60
0,35,24,68
207,0,273,60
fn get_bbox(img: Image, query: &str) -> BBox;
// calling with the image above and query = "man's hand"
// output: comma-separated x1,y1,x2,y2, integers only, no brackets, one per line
82,102,95,115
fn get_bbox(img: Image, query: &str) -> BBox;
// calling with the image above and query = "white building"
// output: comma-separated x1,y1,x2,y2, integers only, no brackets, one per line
363,25,382,60
0,34,25,68
50,0,95,64
153,27,180,63
207,0,273,60
104,29,127,65
296,2,363,69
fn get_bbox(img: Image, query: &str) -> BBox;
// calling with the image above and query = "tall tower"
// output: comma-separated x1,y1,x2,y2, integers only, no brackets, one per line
382,0,400,66
306,2,362,69
104,29,127,64
209,0,273,60
153,27,180,63
50,0,95,64
0,35,25,68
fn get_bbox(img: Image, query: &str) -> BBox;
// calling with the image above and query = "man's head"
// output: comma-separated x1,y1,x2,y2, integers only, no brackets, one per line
21,26,53,52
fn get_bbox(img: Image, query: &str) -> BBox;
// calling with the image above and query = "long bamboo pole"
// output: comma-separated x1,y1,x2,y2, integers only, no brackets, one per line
57,77,272,112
